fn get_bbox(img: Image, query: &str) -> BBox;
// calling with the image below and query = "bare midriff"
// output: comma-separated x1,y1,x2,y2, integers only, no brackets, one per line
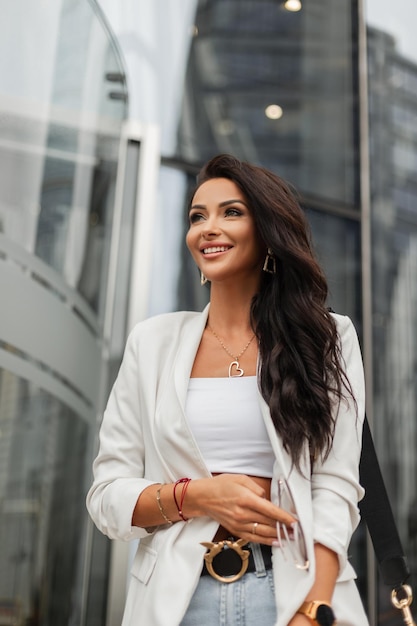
212,474,272,541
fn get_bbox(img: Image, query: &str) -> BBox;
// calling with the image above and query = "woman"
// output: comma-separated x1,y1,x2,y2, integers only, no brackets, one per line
87,154,369,626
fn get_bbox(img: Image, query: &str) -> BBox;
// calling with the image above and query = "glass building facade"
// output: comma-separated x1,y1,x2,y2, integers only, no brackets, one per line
366,0,417,621
0,1,129,625
0,0,416,624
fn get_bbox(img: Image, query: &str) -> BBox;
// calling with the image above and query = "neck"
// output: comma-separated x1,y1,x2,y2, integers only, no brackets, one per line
208,282,257,333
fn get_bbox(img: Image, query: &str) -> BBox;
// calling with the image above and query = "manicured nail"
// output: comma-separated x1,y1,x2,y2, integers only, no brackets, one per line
272,540,280,547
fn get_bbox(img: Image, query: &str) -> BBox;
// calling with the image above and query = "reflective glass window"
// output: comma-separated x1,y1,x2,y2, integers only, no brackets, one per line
306,209,362,326
0,0,127,319
366,1,417,620
0,2,129,625
0,371,88,626
177,0,359,207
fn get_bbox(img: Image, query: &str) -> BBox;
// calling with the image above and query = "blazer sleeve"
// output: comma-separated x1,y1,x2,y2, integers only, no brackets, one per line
86,325,157,541
311,314,366,572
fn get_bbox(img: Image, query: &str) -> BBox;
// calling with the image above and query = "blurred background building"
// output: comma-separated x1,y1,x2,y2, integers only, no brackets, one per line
0,0,416,624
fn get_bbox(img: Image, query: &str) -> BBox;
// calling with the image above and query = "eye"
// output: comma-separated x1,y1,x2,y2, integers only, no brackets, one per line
189,212,205,224
225,207,243,217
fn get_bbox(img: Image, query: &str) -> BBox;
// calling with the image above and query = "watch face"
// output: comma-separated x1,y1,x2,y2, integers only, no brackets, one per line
316,604,336,626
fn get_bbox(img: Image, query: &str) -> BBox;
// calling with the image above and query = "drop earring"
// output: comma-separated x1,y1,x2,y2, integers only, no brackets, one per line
200,272,208,285
263,248,276,274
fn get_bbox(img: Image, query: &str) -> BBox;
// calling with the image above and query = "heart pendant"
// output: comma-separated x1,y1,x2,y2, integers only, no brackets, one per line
228,361,244,377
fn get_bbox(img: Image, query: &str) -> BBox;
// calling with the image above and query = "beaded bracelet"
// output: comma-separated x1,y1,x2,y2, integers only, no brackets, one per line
173,477,192,522
156,486,173,525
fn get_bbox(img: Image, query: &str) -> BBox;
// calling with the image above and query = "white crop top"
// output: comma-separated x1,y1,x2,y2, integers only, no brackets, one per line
185,376,274,478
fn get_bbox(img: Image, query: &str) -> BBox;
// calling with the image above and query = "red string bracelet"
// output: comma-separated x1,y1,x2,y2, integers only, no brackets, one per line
173,478,192,522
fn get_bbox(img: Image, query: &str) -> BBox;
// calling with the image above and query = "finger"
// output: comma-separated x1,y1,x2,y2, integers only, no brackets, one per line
251,522,277,538
246,499,296,526
238,521,280,546
226,474,267,498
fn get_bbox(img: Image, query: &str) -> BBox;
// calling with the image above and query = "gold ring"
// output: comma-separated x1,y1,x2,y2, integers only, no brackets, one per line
252,522,258,535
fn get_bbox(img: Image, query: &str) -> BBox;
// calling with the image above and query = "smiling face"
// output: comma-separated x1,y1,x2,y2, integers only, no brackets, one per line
186,177,265,286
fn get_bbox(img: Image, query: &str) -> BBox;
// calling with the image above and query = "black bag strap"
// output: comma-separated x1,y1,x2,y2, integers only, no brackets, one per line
359,414,410,588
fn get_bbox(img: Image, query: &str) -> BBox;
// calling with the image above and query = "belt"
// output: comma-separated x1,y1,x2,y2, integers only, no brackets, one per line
201,539,272,583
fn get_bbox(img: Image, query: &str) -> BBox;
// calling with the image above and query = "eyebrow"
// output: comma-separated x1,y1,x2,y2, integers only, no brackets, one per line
190,198,248,210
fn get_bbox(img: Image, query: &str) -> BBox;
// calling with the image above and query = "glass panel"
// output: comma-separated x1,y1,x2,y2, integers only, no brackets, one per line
0,2,130,624
366,1,417,622
306,209,362,327
177,0,359,206
0,370,88,626
0,0,127,319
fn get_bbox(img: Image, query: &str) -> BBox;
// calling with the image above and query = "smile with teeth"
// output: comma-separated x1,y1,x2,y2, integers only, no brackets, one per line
202,246,231,254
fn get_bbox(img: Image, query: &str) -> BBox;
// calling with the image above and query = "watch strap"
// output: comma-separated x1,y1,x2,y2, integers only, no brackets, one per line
297,600,335,624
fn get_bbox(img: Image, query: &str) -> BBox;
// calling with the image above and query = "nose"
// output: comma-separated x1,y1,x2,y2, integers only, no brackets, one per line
201,214,221,237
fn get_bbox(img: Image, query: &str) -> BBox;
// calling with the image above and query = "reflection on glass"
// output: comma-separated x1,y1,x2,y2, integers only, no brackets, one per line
0,0,127,319
177,0,358,206
306,208,361,326
284,0,302,12
367,10,417,622
0,370,88,625
0,2,128,625
265,104,283,120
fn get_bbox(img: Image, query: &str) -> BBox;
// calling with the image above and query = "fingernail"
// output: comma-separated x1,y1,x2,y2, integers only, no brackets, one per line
272,540,280,547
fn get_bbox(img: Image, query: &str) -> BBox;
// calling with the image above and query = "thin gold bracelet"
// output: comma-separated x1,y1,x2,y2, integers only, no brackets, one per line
156,486,173,525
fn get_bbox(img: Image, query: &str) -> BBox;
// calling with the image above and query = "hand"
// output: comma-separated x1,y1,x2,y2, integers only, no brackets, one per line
187,474,296,545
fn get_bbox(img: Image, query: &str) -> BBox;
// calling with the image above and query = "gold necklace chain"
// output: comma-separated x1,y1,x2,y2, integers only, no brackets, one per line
206,324,256,377
207,325,255,359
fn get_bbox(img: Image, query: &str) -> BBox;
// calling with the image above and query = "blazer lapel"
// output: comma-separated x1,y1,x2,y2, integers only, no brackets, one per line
152,304,212,479
173,304,210,410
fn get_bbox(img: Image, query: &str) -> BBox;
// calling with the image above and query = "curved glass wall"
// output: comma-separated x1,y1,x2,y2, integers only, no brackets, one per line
0,1,128,624
0,373,88,625
0,0,127,318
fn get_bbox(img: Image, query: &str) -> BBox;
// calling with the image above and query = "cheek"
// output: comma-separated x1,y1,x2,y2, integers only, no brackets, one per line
185,229,198,260
185,229,193,251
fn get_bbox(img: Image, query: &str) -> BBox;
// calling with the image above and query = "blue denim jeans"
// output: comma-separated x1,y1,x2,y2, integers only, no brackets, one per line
180,543,277,626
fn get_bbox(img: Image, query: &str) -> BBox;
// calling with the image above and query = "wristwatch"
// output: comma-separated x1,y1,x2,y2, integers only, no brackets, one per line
297,600,336,625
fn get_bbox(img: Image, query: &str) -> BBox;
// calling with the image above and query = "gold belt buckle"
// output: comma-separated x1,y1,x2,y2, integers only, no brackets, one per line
200,538,250,583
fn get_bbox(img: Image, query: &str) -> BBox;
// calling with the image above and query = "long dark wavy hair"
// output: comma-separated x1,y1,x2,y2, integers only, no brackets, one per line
194,154,354,468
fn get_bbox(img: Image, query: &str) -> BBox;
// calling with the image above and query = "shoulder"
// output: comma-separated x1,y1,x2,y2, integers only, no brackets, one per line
134,309,201,331
127,309,205,345
330,312,356,335
330,312,362,361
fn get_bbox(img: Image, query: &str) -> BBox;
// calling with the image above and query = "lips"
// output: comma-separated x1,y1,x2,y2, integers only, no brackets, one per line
202,245,232,254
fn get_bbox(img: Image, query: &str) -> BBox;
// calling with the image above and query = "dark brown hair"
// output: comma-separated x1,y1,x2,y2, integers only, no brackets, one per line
195,154,353,468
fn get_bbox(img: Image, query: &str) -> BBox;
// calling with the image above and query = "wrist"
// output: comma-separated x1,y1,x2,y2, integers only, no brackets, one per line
297,600,336,625
290,615,311,626
181,477,207,518
173,478,192,521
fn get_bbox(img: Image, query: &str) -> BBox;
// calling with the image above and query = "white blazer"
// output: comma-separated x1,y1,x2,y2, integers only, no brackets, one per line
86,305,369,626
